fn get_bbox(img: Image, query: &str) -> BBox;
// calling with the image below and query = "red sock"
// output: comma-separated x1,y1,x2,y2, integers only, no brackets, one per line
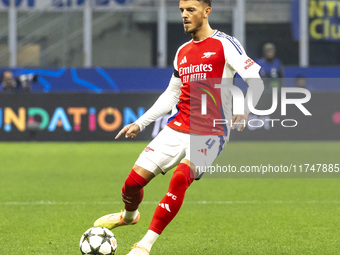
149,163,194,234
122,169,149,211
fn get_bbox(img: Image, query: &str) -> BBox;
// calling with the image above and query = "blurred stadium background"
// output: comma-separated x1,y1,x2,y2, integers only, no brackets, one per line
1,0,340,68
0,0,339,141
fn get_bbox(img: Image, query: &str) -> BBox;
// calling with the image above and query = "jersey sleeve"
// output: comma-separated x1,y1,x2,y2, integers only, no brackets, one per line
134,74,182,131
223,36,264,114
224,37,261,80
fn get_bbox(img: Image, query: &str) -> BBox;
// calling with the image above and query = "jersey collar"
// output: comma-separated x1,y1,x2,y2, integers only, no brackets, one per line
192,30,218,43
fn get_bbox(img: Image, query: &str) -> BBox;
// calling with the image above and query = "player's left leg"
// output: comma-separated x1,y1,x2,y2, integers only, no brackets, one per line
127,159,196,254
128,135,227,254
148,159,195,235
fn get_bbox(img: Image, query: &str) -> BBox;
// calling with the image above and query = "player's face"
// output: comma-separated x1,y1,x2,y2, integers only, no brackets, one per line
179,0,207,35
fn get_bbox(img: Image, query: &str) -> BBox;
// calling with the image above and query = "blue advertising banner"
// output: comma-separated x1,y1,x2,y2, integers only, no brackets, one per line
0,67,173,93
291,0,340,41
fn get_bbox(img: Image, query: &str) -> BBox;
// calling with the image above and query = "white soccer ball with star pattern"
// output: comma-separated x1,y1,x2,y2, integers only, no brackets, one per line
80,227,117,255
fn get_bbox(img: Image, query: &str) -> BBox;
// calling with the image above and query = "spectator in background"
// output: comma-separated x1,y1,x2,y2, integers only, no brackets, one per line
295,75,307,89
256,43,284,89
1,70,38,92
1,70,17,92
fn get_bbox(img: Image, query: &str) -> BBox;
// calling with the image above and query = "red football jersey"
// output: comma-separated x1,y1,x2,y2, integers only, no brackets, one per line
167,30,260,136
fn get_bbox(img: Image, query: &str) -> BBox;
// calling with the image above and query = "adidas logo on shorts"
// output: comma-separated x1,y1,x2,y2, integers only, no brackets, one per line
198,148,207,156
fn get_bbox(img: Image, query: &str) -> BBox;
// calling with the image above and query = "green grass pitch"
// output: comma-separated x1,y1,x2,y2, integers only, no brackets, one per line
0,141,339,254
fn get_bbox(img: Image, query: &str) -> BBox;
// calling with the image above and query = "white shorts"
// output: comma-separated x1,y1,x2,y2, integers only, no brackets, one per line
135,126,227,179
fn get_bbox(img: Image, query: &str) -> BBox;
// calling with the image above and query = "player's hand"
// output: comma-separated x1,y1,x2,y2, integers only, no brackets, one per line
115,123,141,139
231,113,248,132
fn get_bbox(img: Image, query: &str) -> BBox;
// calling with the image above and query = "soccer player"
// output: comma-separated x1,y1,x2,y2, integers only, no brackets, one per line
94,0,264,254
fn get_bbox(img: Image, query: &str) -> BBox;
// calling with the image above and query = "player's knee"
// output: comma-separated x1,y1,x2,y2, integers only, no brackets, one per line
122,175,137,195
180,159,199,179
173,163,195,186
122,169,149,195
171,171,189,189
121,174,144,204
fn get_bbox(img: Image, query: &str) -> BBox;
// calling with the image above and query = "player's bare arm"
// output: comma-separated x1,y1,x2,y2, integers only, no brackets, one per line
115,123,141,139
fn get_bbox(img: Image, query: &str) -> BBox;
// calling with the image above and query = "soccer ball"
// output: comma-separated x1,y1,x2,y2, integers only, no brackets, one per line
79,227,117,255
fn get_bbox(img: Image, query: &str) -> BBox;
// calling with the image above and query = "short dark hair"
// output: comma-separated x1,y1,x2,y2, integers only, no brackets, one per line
198,0,212,7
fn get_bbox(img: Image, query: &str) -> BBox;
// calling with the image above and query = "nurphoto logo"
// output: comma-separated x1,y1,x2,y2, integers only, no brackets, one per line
200,82,312,129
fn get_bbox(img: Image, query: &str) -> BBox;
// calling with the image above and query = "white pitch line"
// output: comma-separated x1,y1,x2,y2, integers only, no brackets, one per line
1,200,340,206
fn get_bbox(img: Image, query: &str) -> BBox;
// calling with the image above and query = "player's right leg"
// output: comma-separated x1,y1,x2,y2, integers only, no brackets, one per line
94,164,156,230
128,159,195,254
95,126,184,231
